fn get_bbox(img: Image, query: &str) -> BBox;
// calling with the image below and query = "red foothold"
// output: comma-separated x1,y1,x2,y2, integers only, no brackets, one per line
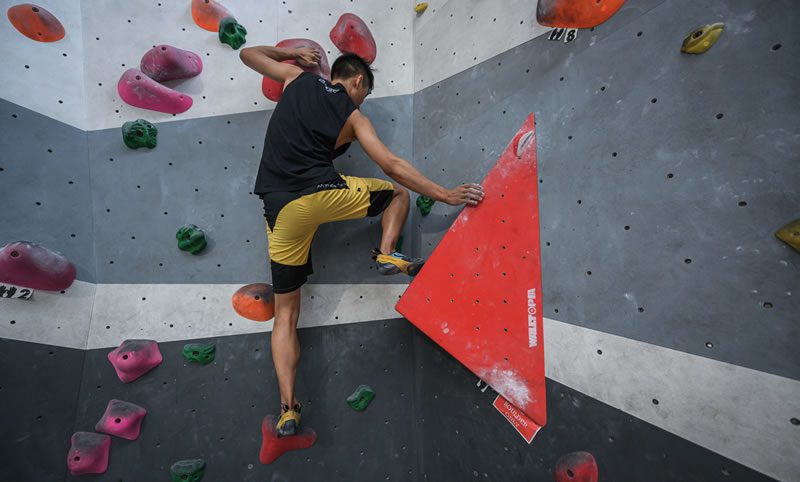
259,415,317,464
554,451,599,482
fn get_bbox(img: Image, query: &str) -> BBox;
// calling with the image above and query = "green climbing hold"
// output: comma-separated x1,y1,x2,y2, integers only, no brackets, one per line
170,458,206,482
218,17,247,50
416,195,435,216
182,342,216,364
346,384,376,411
176,224,207,255
775,219,800,253
681,23,724,54
122,119,157,149
396,235,404,253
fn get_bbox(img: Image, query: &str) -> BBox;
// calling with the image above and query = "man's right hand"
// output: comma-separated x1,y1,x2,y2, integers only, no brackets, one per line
295,47,321,67
444,183,485,206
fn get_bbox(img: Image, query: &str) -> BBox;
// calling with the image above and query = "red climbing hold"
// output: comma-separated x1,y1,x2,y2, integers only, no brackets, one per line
396,114,546,429
0,241,76,291
7,3,65,42
191,0,232,32
117,68,193,114
261,38,331,102
554,451,599,482
107,339,163,383
140,44,203,82
537,0,625,29
95,399,147,440
67,432,110,475
259,414,317,464
232,283,275,321
329,13,377,64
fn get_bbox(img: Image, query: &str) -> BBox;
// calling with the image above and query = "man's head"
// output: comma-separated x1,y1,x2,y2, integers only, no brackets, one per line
330,53,374,106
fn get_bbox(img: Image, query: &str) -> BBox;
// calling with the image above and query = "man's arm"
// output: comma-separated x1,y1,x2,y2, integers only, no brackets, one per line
239,46,320,86
350,110,484,206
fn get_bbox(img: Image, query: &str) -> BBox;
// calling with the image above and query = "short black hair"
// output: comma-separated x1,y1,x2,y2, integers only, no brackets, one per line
331,53,374,92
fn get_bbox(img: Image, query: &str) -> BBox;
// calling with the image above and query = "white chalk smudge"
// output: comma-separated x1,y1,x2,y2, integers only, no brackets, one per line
477,366,532,408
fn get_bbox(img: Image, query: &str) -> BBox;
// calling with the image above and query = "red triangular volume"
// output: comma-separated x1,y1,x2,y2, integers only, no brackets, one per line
397,114,546,429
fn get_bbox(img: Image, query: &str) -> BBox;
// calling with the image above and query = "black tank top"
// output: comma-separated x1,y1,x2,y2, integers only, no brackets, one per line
254,72,358,195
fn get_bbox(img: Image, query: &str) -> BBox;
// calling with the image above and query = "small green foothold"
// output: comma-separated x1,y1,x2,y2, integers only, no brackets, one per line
396,235,404,253
416,195,435,216
176,224,207,255
218,17,247,50
182,342,216,364
170,458,206,482
346,384,376,412
681,22,724,54
122,119,157,149
775,218,800,253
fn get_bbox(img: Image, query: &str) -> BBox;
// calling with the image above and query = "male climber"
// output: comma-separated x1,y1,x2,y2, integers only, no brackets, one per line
239,44,484,436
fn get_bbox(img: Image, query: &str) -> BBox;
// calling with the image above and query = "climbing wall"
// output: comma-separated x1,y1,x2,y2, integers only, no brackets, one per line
412,0,799,480
1,0,798,480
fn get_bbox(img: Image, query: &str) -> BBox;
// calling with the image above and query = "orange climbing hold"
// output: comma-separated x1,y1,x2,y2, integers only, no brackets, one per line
536,0,625,29
7,3,65,42
191,0,232,32
232,283,275,321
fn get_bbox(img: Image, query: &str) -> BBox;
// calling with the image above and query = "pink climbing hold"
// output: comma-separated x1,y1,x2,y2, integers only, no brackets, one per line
554,451,599,482
67,432,111,476
117,68,193,115
107,339,163,383
261,38,331,102
95,399,147,440
140,44,203,82
329,13,377,64
0,241,76,291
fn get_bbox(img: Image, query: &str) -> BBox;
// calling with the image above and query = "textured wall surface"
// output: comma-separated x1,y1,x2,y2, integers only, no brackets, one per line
87,94,412,285
0,98,95,281
413,0,799,379
2,0,798,480
0,0,87,128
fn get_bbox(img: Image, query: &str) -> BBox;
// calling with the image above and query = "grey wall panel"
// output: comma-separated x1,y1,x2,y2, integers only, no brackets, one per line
0,339,85,482
412,331,775,482
412,0,800,379
88,95,413,285
65,318,416,481
0,99,95,282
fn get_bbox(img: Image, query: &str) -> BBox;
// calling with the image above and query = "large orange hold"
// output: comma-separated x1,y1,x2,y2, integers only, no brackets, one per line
232,283,275,322
191,0,232,32
7,3,65,42
536,0,625,29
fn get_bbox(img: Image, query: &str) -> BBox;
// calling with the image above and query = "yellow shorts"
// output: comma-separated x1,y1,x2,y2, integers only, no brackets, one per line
260,174,395,293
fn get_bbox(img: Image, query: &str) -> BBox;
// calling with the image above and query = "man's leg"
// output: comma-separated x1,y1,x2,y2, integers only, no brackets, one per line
379,183,409,254
272,288,302,410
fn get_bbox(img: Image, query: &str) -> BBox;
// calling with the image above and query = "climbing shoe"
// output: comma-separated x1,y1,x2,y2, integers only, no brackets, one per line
371,248,425,276
276,402,302,437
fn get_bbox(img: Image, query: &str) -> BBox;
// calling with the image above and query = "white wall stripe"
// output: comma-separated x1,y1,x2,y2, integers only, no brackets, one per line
545,317,800,482
2,282,795,480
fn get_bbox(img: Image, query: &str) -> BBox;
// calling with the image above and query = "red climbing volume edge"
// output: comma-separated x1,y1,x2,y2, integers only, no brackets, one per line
396,113,546,440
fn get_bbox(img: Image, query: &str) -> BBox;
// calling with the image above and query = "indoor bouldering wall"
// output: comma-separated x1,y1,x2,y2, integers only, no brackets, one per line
1,0,798,480
412,0,799,480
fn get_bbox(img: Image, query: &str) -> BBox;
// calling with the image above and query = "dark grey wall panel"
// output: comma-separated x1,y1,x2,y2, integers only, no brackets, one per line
412,0,800,379
0,339,86,482
0,99,95,282
412,331,775,482
88,95,413,285
66,318,416,481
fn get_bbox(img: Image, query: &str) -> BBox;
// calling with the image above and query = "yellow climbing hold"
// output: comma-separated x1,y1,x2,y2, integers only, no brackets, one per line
775,219,800,253
681,23,724,54
414,3,428,14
